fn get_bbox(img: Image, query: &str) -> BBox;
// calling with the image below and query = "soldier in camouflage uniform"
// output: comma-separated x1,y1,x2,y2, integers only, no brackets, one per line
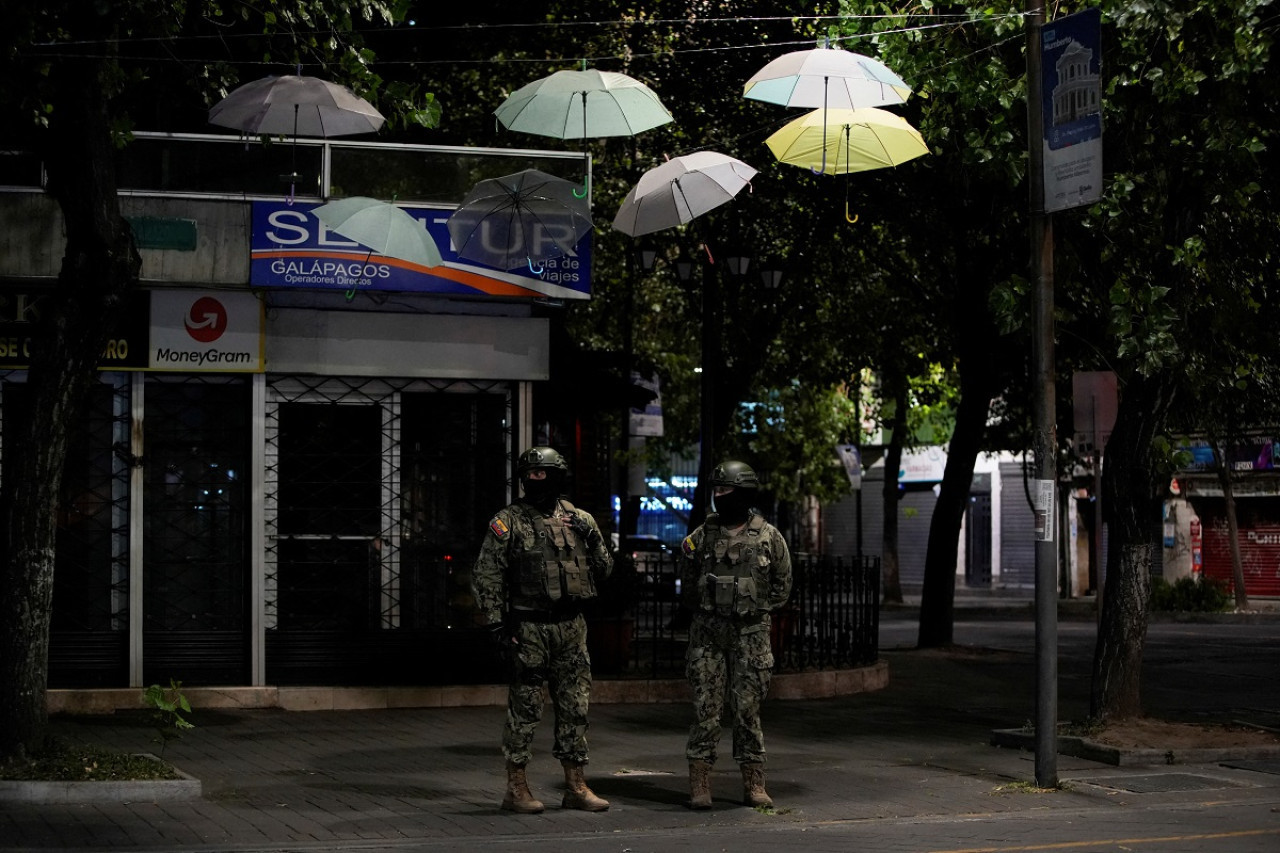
471,446,613,814
679,460,792,810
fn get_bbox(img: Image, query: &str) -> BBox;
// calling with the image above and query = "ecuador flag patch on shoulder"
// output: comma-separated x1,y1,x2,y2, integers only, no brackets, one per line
489,516,510,539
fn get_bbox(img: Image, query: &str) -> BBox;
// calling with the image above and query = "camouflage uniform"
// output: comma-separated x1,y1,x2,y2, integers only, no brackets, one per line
679,511,792,765
472,498,613,766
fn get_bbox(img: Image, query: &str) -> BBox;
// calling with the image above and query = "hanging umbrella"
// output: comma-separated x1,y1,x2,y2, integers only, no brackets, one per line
312,197,443,269
446,169,594,271
612,151,757,237
767,108,928,223
765,108,928,173
209,74,385,137
743,46,912,110
209,74,386,199
745,44,911,175
495,68,674,198
495,69,674,139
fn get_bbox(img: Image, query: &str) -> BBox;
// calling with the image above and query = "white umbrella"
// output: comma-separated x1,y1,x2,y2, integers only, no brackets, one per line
612,152,757,237
743,46,911,110
313,197,443,269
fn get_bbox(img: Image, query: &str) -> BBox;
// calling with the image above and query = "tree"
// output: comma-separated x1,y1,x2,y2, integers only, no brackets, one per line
1059,0,1279,721
0,0,435,762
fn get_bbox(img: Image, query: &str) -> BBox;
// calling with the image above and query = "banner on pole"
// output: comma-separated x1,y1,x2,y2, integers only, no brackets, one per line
1041,7,1103,213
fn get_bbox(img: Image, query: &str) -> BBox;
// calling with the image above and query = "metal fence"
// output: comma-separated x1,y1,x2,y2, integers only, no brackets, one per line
589,552,881,678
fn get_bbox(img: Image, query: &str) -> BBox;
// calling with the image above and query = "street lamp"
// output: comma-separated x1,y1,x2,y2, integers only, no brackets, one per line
621,246,658,540
759,267,784,291
695,252,751,517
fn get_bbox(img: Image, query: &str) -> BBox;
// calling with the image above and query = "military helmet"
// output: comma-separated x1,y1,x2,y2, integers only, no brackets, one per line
711,460,759,490
517,446,570,477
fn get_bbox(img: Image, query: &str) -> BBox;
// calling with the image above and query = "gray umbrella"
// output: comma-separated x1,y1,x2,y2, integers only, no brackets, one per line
209,74,385,198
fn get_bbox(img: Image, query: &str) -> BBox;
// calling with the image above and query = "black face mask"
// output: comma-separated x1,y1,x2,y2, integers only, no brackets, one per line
521,470,565,509
712,488,755,525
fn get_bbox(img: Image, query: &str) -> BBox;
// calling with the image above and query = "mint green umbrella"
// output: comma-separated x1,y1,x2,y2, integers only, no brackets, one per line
313,196,443,269
495,69,674,140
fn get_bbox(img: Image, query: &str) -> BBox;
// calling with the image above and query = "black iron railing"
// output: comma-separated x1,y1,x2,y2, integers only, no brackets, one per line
588,552,881,678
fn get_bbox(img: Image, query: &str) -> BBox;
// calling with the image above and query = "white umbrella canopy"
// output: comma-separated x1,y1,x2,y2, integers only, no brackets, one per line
612,152,757,237
495,69,674,139
743,46,912,110
209,74,385,137
313,197,443,269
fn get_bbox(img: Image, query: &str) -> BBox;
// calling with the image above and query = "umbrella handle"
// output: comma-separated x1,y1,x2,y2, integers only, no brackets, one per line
845,201,858,224
573,179,588,199
528,258,545,275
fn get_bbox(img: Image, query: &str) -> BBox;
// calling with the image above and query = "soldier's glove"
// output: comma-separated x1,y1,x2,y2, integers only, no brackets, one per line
568,515,603,550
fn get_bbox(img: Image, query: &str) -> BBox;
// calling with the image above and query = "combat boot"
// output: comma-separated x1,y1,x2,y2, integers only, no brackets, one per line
687,759,713,810
501,761,544,813
561,761,609,811
741,762,772,808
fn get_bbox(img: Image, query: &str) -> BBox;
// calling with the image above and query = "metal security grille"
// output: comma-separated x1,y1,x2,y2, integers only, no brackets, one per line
263,376,512,685
622,552,880,677
1,373,133,688
141,375,251,685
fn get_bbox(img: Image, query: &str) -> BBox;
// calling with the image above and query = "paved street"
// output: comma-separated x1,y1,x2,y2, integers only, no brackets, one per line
3,600,1278,852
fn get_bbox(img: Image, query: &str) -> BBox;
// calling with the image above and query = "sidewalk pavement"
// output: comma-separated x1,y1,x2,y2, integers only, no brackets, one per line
3,601,1279,852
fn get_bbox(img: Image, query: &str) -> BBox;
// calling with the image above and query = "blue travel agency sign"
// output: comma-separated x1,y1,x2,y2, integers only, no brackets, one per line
250,201,592,299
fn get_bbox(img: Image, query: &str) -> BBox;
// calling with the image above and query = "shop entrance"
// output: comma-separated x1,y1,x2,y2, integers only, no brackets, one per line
264,378,511,686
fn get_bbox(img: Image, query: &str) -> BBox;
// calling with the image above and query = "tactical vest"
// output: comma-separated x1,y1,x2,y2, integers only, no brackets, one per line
696,514,771,616
510,500,598,612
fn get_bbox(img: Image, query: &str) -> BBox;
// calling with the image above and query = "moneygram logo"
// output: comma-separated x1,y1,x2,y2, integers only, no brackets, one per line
184,296,227,343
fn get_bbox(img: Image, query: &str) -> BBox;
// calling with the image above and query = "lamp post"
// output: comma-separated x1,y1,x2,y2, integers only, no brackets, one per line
700,253,750,510
621,246,657,541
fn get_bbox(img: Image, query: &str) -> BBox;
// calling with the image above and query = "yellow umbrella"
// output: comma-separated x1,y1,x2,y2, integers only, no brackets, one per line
765,107,928,174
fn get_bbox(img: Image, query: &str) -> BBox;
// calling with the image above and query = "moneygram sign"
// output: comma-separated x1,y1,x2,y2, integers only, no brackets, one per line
149,290,263,372
250,201,592,300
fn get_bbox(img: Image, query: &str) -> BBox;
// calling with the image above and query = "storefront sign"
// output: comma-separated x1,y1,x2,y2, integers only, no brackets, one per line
249,201,592,300
0,291,148,370
149,290,263,372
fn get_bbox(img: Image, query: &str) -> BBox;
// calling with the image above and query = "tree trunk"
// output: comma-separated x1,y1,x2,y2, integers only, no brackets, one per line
1212,444,1249,611
1090,372,1176,722
918,361,994,648
0,55,139,761
880,370,907,604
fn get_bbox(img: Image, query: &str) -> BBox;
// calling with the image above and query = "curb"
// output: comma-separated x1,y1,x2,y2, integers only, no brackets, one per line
48,662,891,714
990,728,1280,766
0,756,202,804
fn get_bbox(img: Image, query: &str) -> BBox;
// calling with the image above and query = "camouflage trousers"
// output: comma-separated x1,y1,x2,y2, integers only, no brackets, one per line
502,612,593,766
685,612,774,765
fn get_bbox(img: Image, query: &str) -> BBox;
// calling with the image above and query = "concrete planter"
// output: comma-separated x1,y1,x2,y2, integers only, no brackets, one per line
0,755,201,804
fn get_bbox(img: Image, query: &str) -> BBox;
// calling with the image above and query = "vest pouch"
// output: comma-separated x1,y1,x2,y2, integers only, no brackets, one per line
562,560,584,598
713,574,736,612
734,576,759,615
543,561,563,601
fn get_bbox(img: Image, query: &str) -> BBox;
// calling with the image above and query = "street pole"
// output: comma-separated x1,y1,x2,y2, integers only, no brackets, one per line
698,258,718,511
1027,0,1059,788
